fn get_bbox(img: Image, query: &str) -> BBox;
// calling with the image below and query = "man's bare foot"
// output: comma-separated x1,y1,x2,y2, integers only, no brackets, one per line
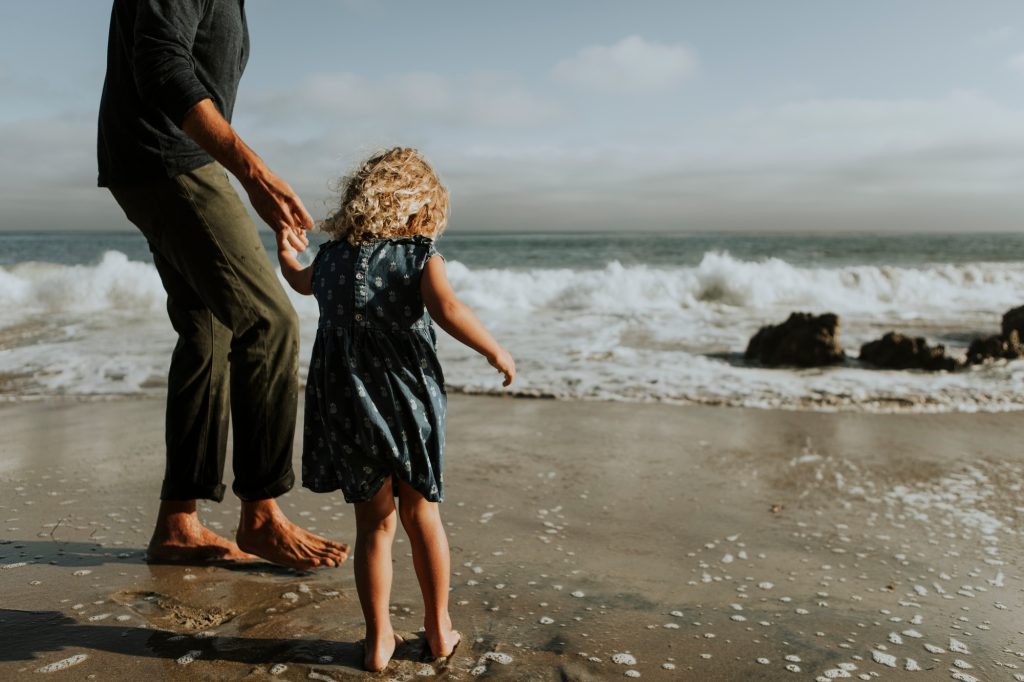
147,500,256,564
235,498,349,571
364,630,403,672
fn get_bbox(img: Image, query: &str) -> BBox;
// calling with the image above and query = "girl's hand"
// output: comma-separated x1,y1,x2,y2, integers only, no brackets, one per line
488,347,516,387
275,229,314,295
276,228,298,259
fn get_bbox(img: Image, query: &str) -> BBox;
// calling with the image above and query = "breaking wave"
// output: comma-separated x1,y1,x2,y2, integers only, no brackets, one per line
2,249,1023,411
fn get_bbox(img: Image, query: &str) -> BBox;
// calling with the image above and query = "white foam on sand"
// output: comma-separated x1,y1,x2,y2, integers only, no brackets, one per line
176,650,202,665
871,650,897,668
35,654,88,673
885,467,1003,537
948,638,970,654
950,672,979,682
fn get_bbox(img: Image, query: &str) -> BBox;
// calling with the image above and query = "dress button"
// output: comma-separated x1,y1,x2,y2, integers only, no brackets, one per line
355,313,363,321
355,273,363,280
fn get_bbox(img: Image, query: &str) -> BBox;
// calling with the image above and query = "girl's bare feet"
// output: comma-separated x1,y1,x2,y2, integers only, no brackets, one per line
146,500,256,563
235,498,349,571
363,631,403,672
425,615,461,660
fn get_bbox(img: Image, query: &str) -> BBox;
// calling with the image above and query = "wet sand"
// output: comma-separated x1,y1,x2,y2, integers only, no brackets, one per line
1,396,1023,681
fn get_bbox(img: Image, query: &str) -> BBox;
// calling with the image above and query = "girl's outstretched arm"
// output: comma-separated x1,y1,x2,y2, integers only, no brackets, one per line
276,229,313,295
421,255,515,386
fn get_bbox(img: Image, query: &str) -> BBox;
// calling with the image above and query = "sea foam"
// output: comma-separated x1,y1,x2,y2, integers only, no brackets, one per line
448,252,1024,318
2,249,1021,322
0,251,165,319
2,250,1023,411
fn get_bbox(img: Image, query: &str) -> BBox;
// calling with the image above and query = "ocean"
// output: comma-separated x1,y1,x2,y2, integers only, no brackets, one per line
2,230,1023,412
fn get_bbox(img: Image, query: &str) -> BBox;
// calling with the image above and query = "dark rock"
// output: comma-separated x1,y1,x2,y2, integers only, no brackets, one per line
745,312,845,367
1002,305,1024,337
966,329,1024,364
859,332,961,372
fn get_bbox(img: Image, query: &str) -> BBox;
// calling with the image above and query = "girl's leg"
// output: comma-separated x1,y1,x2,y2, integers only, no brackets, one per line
354,477,399,671
396,479,460,657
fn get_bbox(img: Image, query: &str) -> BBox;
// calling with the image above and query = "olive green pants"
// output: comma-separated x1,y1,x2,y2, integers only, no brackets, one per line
110,162,297,502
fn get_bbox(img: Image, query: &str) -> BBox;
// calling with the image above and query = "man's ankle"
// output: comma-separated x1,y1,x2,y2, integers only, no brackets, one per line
157,499,198,517
239,497,281,529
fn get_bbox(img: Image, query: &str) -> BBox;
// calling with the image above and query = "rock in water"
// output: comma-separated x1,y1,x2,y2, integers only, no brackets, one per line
859,332,961,371
745,312,845,367
966,329,1024,365
1001,305,1024,337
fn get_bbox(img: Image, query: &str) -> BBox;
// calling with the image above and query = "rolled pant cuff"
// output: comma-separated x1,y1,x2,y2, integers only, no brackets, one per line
160,481,227,503
233,468,295,502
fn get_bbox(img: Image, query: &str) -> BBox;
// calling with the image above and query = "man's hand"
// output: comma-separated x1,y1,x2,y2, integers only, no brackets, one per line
243,169,312,252
180,99,313,251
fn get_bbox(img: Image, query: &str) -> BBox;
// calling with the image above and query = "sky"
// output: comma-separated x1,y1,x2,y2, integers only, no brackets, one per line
3,1,1024,233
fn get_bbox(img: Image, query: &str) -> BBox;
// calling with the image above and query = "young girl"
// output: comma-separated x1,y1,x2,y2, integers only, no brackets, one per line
277,147,515,672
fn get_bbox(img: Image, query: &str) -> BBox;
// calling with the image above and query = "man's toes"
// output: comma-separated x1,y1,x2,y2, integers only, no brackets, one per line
319,544,348,561
312,547,341,566
318,537,348,553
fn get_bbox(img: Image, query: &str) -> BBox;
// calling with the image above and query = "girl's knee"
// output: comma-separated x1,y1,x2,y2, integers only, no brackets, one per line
397,487,440,529
360,510,397,536
355,478,397,532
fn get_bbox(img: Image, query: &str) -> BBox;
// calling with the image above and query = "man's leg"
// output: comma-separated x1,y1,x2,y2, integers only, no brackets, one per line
145,249,255,561
156,249,232,503
111,185,253,562
111,164,346,568
159,164,347,568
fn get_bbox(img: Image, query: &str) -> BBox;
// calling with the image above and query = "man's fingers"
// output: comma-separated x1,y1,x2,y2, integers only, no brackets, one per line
284,194,314,231
292,198,314,230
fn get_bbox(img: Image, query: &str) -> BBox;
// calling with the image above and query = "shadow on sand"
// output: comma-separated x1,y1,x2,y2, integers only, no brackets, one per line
0,540,307,576
0,608,369,670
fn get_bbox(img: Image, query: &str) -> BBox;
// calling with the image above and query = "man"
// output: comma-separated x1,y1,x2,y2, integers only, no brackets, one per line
98,0,348,570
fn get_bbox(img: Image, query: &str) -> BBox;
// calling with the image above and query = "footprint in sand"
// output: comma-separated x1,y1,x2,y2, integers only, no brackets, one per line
111,590,235,631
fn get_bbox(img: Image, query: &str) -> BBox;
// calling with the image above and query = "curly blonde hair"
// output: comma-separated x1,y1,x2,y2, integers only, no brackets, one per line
320,147,449,245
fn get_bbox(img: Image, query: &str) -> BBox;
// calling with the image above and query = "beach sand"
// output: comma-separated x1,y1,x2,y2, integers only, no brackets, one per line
1,396,1022,681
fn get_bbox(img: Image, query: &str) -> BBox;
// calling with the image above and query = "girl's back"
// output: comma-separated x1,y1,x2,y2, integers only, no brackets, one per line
312,236,438,334
304,234,446,505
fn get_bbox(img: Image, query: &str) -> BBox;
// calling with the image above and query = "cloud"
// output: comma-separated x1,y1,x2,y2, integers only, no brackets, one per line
976,26,1017,47
551,35,697,94
711,91,1024,166
241,70,566,132
1008,52,1024,74
6,77,1024,234
430,91,1024,231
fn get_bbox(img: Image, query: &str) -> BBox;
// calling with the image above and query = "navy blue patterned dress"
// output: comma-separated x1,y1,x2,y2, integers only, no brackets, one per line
302,236,447,503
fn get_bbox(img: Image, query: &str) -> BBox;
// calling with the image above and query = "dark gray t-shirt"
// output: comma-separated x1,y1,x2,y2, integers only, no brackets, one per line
97,0,249,186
